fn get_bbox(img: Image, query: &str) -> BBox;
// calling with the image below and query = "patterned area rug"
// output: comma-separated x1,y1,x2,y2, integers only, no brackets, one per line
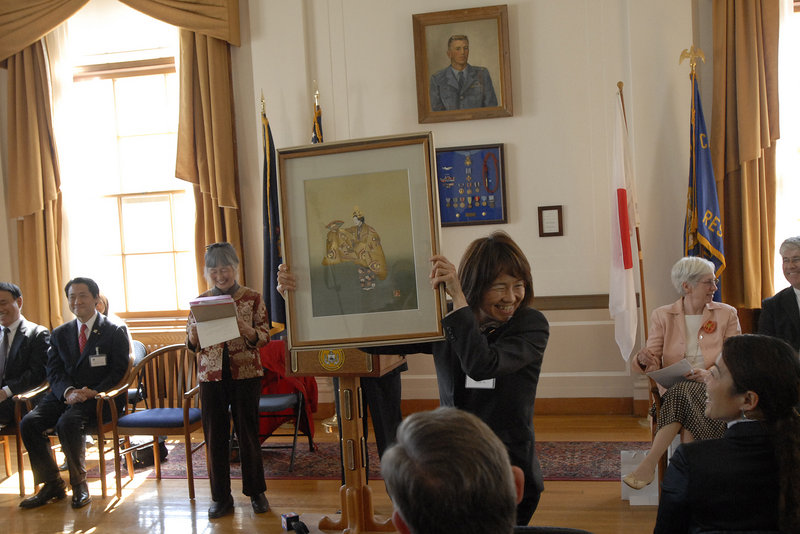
87,440,649,482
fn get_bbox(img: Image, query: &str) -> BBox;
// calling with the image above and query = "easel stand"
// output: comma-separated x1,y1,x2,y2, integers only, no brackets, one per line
289,348,405,533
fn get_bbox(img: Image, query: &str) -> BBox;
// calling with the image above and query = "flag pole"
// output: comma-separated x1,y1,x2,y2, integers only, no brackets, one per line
617,81,648,337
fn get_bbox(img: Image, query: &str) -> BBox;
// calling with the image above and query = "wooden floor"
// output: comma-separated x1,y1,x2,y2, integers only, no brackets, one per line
0,414,656,534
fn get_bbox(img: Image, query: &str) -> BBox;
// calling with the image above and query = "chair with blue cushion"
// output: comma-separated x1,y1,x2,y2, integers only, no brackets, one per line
102,344,204,499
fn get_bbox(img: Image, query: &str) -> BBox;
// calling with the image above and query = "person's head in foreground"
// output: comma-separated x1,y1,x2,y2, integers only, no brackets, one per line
705,334,800,531
381,406,524,534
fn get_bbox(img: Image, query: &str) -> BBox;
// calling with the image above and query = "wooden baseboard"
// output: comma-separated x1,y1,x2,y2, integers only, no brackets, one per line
317,397,639,418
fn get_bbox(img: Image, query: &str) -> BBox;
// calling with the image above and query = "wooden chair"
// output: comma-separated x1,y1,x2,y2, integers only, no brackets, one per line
0,381,48,496
92,351,136,497
104,344,204,499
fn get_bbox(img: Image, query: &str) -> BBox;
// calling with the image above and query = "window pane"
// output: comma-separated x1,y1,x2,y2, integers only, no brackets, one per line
90,256,126,314
125,254,177,311
96,198,122,255
114,75,172,136
69,79,121,195
172,191,195,251
121,196,173,253
176,252,199,309
118,133,178,192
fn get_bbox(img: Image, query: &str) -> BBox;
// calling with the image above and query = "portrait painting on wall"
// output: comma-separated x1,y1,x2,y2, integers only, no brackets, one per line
277,132,446,351
413,5,512,123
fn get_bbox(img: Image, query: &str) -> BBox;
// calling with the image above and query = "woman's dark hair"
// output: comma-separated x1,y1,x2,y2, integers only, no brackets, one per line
458,231,533,312
722,334,800,531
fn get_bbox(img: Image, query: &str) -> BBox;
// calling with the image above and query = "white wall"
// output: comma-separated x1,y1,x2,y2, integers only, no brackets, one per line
0,0,700,406
231,0,696,404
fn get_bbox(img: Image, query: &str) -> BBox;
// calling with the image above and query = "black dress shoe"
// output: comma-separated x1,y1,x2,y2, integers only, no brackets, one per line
19,479,67,509
70,483,92,509
250,492,270,514
208,495,234,519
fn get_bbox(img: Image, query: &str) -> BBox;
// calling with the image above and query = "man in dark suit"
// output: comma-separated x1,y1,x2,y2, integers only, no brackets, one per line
19,277,130,509
758,236,800,351
0,282,49,425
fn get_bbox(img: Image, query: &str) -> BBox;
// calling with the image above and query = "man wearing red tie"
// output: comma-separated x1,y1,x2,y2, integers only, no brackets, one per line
19,277,130,509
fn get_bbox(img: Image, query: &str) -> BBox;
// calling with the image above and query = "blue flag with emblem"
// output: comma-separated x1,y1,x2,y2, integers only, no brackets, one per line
262,106,285,334
312,102,323,144
684,73,725,300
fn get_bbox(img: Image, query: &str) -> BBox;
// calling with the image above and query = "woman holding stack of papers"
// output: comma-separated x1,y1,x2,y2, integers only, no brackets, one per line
624,256,740,490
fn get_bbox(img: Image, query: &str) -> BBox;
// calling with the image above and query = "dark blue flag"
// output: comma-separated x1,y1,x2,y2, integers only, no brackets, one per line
684,73,725,300
311,104,323,144
262,109,285,334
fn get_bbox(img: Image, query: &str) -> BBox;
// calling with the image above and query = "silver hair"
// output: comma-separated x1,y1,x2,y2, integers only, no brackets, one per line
779,236,800,257
203,242,240,282
671,256,716,296
381,407,517,534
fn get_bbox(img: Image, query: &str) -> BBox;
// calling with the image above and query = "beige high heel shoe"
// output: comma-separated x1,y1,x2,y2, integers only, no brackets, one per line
622,471,655,490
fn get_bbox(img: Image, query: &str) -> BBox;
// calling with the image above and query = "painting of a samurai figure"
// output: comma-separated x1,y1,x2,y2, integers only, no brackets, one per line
304,170,419,318
323,207,387,291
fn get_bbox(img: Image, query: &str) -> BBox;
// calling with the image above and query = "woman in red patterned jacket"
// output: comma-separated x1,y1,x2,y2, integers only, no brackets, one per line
186,242,270,519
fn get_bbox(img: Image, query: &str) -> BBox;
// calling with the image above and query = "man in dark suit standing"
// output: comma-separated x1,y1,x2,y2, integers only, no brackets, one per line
19,277,130,509
758,236,800,351
0,282,49,425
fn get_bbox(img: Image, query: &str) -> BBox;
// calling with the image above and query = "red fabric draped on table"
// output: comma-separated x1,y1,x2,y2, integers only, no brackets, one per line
258,340,317,441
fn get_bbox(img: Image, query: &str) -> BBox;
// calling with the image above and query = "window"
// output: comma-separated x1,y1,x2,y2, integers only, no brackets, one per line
57,2,196,317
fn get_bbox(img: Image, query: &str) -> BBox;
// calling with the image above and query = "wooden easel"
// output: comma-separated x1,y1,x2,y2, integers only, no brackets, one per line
289,348,405,533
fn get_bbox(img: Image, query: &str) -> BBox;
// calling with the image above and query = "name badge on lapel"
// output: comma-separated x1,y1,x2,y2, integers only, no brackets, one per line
465,376,495,389
90,347,107,368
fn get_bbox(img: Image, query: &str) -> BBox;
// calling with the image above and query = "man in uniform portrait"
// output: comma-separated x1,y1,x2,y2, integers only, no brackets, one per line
429,34,498,111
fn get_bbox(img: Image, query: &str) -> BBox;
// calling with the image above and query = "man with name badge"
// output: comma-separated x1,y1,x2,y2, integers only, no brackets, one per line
20,277,130,509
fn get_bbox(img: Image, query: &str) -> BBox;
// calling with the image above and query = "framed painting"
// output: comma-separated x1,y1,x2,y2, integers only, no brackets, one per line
412,4,512,123
277,132,446,351
435,143,507,226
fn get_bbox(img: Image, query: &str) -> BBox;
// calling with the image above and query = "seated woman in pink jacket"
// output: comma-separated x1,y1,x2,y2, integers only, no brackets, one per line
623,257,741,489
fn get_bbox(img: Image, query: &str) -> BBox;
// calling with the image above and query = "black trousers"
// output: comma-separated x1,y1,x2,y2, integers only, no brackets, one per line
20,393,118,487
200,377,265,502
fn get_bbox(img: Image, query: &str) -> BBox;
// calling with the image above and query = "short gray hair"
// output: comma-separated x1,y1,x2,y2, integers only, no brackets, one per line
671,256,715,295
203,242,240,281
779,236,800,257
381,407,517,534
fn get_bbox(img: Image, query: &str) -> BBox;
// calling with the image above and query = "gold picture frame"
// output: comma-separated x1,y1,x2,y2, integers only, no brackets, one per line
413,4,513,123
277,132,446,351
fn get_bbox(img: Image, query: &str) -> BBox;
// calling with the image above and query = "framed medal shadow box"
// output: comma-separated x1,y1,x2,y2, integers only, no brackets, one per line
435,143,507,226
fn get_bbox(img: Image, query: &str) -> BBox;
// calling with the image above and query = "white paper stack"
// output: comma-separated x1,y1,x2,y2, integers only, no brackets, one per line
190,295,239,348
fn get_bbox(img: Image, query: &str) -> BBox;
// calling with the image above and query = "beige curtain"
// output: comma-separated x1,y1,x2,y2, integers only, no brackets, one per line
0,0,238,62
176,29,244,290
6,42,64,328
711,0,780,309
0,1,88,63
0,0,242,310
120,0,240,46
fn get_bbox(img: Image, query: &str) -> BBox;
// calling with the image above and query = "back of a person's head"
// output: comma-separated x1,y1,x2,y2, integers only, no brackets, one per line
381,407,517,534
